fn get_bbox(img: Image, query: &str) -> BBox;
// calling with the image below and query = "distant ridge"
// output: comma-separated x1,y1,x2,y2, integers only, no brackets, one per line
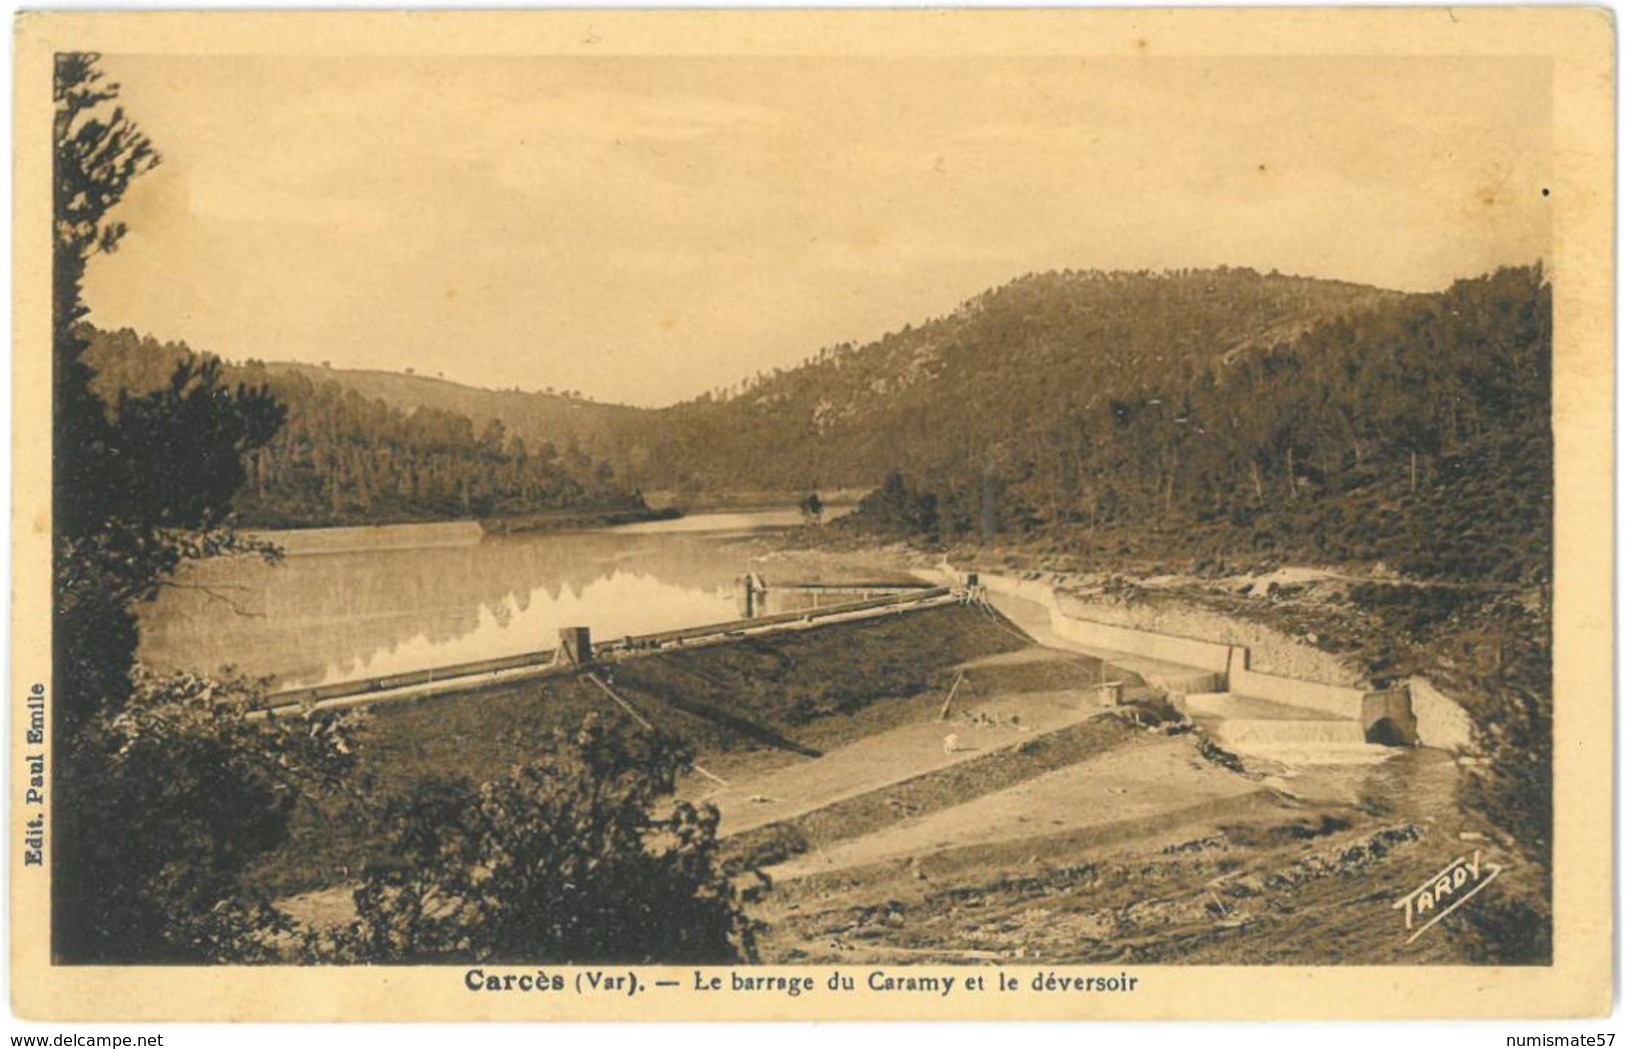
258,360,649,450
82,329,651,529
178,267,1420,505
91,264,1502,525
581,266,1410,497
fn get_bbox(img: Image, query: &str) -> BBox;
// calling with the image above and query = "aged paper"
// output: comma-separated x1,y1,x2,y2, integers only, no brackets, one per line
10,7,1615,1023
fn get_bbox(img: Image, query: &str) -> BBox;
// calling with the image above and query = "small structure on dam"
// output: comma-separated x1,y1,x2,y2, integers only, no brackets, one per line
558,626,594,666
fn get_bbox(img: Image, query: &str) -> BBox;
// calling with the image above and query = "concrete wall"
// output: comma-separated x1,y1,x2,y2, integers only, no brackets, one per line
1044,610,1234,672
976,572,1231,671
1408,676,1475,751
1052,590,1359,684
972,569,1440,747
975,572,1061,610
1225,646,1369,719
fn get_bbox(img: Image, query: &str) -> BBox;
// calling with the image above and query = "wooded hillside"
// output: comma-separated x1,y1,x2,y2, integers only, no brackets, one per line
83,327,647,528
842,265,1551,585
592,267,1406,500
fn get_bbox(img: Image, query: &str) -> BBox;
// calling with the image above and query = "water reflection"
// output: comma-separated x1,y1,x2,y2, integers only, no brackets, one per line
137,511,873,690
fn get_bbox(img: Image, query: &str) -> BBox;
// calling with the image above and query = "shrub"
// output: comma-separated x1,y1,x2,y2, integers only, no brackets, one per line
54,671,357,962
338,715,755,964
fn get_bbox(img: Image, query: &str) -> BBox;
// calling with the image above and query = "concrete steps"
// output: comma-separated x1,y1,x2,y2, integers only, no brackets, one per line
1181,691,1391,763
1181,692,1350,722
1208,719,1369,747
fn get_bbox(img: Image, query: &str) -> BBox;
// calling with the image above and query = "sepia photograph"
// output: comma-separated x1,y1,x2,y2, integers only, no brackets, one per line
9,7,1614,1024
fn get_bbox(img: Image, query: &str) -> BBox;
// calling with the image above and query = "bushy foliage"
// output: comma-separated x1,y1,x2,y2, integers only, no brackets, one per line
53,56,285,736
851,472,940,540
1442,598,1553,862
52,54,354,963
56,672,357,962
332,716,754,964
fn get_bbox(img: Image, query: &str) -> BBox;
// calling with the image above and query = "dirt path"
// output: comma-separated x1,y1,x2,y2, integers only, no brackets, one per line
768,733,1260,880
711,687,1096,838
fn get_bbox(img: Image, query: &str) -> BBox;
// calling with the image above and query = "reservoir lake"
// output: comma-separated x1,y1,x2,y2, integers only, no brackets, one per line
137,508,899,691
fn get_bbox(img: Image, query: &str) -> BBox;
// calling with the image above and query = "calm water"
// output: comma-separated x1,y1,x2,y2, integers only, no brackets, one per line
138,508,883,691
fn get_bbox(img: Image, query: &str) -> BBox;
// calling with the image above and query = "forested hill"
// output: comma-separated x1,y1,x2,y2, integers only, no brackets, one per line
82,328,649,529
841,265,1552,585
590,267,1407,499
79,262,1549,581
257,361,644,452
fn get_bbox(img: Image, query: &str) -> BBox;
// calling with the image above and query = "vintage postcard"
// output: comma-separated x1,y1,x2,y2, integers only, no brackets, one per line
9,7,1615,1023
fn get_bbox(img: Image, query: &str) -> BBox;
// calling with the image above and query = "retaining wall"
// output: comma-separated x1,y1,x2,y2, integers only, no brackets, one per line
971,570,1447,747
1225,646,1370,720
1052,590,1358,684
1043,608,1234,672
976,572,1230,670
1408,676,1475,751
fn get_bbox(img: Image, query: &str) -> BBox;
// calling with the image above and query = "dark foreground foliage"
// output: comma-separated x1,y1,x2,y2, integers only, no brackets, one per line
321,716,754,964
52,52,344,963
55,673,357,963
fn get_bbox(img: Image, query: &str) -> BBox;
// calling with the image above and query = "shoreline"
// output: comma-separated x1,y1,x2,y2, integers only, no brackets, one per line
235,504,680,537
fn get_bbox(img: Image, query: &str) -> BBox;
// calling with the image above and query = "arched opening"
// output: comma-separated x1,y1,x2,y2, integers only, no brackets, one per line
1366,717,1414,746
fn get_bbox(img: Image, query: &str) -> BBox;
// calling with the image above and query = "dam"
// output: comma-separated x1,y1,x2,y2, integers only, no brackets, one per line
959,569,1473,757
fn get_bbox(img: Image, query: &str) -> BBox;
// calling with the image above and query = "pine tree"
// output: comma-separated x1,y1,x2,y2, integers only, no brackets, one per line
52,53,345,963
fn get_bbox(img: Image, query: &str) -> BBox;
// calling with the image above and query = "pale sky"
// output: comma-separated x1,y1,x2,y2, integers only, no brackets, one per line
84,54,1552,407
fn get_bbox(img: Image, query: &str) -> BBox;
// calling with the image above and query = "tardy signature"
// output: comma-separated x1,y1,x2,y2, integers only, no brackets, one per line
1392,849,1503,943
